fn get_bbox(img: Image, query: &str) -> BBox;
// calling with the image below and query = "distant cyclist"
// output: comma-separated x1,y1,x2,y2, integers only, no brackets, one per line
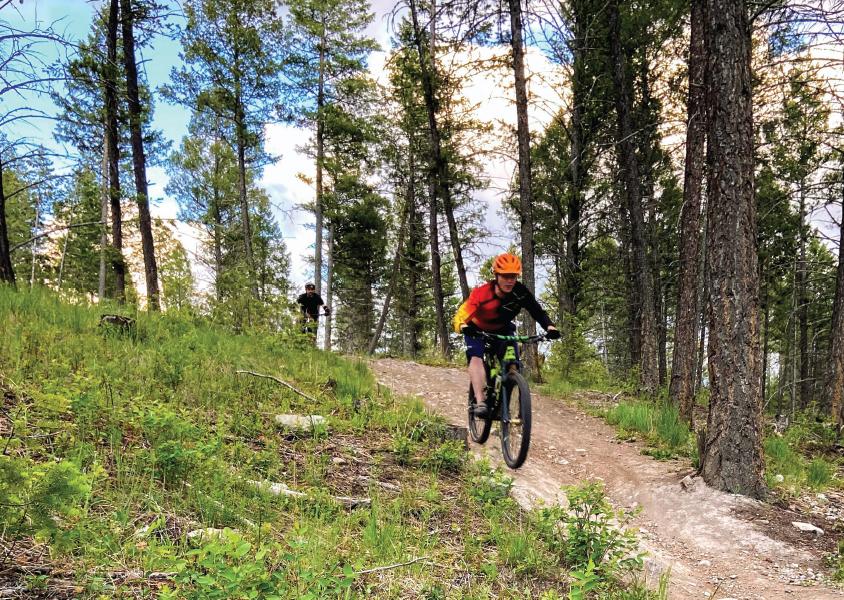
297,283,330,340
453,253,560,416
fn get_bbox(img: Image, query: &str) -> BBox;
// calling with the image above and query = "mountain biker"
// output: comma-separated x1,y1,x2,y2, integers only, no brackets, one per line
453,253,560,417
297,283,330,339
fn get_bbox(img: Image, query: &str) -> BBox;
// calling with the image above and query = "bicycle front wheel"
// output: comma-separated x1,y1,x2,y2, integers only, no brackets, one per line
468,383,492,443
500,372,531,468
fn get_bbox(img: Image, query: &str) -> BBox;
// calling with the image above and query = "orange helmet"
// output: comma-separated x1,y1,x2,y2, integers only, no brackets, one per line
492,253,522,275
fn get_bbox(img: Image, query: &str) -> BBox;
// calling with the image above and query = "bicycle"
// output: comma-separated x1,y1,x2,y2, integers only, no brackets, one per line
466,331,547,469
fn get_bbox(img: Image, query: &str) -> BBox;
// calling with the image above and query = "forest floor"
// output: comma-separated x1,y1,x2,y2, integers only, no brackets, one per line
372,358,844,600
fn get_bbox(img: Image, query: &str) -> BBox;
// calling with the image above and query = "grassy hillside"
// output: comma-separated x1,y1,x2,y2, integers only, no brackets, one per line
0,287,661,599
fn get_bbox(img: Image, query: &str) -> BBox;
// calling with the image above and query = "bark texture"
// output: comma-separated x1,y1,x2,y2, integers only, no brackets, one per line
830,186,844,427
408,0,470,300
608,0,658,394
105,0,125,302
700,0,766,498
669,0,706,424
0,155,15,285
121,0,160,310
509,0,539,376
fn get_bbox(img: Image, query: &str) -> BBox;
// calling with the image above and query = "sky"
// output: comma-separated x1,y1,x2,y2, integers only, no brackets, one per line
3,0,569,297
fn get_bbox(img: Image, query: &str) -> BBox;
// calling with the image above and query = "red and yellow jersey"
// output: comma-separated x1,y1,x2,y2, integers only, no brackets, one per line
453,281,554,333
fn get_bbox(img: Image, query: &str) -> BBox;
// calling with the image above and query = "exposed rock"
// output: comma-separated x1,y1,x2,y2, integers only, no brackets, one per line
791,521,824,536
186,528,228,542
680,474,698,491
249,479,370,509
274,414,327,432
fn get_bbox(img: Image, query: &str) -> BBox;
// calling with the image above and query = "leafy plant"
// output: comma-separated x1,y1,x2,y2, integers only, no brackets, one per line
424,440,466,473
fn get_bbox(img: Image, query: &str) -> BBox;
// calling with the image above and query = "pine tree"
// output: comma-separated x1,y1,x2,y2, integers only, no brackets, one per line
165,0,285,300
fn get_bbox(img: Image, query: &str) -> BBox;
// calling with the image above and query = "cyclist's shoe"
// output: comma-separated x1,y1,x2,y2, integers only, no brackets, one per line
473,402,489,417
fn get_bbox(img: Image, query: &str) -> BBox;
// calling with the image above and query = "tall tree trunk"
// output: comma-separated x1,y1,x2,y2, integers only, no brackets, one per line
99,132,109,300
797,184,810,407
428,187,448,356
30,191,40,288
105,0,125,302
57,203,74,290
409,0,449,355
369,201,410,354
212,143,224,303
608,0,658,394
324,223,334,351
407,174,421,358
408,0,470,300
509,0,539,377
314,34,325,296
0,155,16,286
830,173,844,427
121,0,160,311
700,0,766,498
762,276,770,402
670,0,706,424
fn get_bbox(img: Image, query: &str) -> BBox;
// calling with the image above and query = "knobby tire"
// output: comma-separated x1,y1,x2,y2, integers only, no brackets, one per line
500,372,531,468
467,383,491,443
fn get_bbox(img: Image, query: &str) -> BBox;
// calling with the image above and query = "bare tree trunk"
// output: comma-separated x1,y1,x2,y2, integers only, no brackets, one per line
99,132,109,300
509,0,540,377
670,0,706,424
700,0,766,498
105,0,125,302
30,191,40,288
407,176,422,358
314,35,325,296
409,0,449,355
0,155,16,286
762,279,770,402
369,202,410,355
608,0,658,394
797,184,810,407
830,172,844,427
408,0,470,301
121,0,160,311
324,224,334,351
57,204,74,290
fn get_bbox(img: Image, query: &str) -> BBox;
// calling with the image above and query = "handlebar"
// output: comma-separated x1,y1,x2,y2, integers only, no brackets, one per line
464,330,549,343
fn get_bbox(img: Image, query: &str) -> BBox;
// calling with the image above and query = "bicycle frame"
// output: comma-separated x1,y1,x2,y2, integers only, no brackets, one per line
473,331,546,421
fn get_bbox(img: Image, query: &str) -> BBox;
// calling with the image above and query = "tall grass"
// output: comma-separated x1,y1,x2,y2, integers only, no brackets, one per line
605,400,691,454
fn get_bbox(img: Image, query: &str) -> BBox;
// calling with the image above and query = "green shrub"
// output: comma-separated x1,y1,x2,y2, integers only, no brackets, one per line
424,440,466,473
0,456,91,540
469,468,513,504
807,458,834,490
562,482,642,575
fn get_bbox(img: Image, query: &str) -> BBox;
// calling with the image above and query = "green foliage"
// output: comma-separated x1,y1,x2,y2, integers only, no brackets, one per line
423,440,466,473
537,482,643,577
825,539,844,582
604,400,691,456
0,457,91,540
161,529,356,599
469,465,513,504
764,417,841,494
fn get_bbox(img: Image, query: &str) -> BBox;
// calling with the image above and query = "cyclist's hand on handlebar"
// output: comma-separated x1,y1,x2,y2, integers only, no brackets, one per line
545,327,561,340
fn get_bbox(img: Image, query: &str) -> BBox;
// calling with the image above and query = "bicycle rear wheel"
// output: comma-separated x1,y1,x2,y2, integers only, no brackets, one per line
500,372,531,468
467,383,492,443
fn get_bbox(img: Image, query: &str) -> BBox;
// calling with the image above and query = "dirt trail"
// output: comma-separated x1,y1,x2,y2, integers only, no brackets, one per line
373,358,843,600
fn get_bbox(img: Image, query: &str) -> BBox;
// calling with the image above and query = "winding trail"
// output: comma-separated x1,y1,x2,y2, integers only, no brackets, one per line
372,358,843,600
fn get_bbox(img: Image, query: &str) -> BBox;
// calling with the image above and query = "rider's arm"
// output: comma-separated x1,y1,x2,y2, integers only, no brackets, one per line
518,283,555,330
